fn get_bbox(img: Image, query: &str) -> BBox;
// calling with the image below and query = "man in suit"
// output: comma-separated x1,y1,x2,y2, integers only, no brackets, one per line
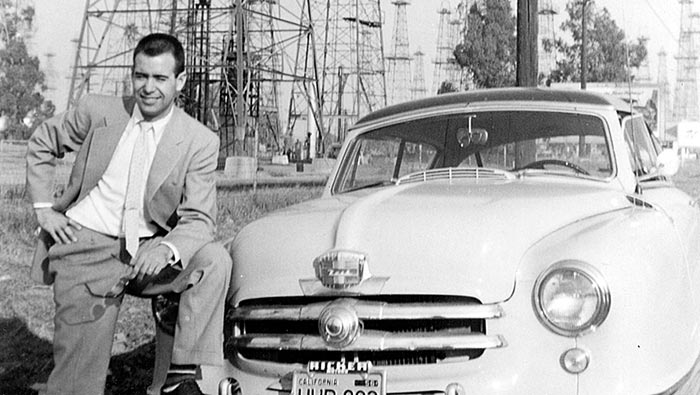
25,33,231,395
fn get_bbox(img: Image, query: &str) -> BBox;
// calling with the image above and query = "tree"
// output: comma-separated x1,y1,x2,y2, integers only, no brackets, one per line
0,1,54,140
546,1,648,83
437,81,458,95
453,0,517,88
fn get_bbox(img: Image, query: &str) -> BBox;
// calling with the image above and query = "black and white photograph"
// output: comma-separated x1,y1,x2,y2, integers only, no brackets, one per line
1,1,698,394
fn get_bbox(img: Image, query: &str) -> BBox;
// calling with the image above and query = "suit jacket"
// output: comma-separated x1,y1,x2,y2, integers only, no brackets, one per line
26,94,219,285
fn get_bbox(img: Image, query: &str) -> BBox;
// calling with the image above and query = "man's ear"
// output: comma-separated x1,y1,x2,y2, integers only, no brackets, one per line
176,71,187,91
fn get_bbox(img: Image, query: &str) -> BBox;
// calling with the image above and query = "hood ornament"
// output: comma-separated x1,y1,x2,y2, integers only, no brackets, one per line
313,250,368,289
299,249,389,295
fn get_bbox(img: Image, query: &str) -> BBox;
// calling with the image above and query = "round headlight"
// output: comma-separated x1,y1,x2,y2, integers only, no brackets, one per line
533,261,610,337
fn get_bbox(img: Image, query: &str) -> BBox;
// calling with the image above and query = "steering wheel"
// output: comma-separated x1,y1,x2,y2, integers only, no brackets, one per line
519,159,590,175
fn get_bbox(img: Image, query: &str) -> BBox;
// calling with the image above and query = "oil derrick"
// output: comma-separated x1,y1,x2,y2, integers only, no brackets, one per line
43,53,57,96
449,16,464,89
455,0,474,90
410,49,427,100
68,0,308,163
538,0,557,82
634,38,652,83
208,0,286,157
287,0,387,153
67,0,181,109
245,1,283,153
658,49,671,139
386,0,412,105
672,0,700,123
433,3,460,93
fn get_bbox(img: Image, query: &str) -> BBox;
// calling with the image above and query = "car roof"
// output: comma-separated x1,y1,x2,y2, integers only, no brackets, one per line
355,87,633,126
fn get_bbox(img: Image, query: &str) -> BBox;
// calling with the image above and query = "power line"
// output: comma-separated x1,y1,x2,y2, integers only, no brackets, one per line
642,0,678,42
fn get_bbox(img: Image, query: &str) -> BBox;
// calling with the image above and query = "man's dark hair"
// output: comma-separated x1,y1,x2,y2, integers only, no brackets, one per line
133,33,185,75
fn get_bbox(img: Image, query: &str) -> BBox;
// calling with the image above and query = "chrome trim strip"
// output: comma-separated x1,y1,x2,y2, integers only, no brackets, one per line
234,331,507,351
231,301,504,321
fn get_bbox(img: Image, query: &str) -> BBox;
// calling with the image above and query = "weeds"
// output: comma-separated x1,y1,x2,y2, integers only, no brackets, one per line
215,186,323,239
0,184,36,252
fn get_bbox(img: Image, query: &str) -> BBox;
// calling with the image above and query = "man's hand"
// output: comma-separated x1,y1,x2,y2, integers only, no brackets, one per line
36,207,82,244
130,244,173,280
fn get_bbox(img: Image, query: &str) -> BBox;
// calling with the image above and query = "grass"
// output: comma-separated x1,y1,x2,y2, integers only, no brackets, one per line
0,184,323,395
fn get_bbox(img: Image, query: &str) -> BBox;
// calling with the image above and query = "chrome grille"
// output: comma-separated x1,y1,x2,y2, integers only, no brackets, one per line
225,295,506,367
396,167,514,185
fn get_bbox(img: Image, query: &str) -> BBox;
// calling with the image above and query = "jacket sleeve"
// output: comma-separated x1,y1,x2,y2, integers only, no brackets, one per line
161,129,220,267
25,95,95,204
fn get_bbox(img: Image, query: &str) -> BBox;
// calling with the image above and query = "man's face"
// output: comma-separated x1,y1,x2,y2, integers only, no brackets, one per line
132,52,186,122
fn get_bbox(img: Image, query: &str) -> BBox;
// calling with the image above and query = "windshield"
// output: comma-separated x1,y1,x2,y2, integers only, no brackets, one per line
333,110,612,193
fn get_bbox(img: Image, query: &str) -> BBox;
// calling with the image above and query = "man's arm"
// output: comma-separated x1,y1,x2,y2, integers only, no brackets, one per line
26,95,94,204
165,130,219,262
26,95,94,242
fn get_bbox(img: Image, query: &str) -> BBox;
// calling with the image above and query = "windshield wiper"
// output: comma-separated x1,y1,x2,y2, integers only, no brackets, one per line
515,168,589,179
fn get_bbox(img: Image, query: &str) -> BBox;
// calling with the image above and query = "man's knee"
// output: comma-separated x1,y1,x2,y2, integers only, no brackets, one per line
190,242,232,277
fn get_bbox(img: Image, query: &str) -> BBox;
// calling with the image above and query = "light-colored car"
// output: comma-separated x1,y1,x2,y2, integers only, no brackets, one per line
213,88,700,394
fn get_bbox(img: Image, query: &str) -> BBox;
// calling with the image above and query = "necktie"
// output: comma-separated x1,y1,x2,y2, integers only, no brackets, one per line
124,121,152,258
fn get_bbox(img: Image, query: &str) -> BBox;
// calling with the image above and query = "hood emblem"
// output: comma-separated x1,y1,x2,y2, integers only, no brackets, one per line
313,250,368,289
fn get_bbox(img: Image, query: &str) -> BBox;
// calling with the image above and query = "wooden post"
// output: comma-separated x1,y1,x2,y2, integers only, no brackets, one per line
515,0,538,168
580,0,590,90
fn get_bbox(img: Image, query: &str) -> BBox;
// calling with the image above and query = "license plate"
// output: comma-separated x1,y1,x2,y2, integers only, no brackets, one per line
291,360,386,395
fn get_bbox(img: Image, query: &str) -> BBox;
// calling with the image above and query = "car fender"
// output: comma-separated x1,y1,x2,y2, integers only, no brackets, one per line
515,205,700,394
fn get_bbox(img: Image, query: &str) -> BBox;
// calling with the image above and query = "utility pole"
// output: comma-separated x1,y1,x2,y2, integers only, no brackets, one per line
515,0,538,168
516,0,538,87
235,0,246,155
580,0,592,89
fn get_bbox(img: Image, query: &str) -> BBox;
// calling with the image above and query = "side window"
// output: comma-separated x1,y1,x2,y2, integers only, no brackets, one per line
340,137,401,191
334,117,446,193
623,116,658,176
336,137,438,191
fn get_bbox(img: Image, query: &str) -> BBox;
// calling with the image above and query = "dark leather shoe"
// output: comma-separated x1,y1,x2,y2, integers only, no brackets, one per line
160,379,204,395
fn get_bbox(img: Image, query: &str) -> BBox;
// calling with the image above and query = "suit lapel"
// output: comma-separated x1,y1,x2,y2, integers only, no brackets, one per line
146,107,186,201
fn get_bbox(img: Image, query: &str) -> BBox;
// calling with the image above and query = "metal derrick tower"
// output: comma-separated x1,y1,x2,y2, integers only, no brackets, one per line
287,0,387,152
410,49,427,100
386,0,411,105
672,0,700,123
433,3,461,93
658,49,671,139
538,0,557,81
68,0,312,162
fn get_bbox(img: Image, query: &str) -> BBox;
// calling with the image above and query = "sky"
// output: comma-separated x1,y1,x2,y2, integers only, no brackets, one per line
26,0,682,112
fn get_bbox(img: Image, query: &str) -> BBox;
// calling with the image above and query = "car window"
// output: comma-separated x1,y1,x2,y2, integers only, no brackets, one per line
456,111,611,177
334,110,612,193
622,115,658,176
335,117,443,191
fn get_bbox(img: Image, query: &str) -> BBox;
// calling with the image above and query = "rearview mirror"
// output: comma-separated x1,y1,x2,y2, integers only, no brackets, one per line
457,127,489,147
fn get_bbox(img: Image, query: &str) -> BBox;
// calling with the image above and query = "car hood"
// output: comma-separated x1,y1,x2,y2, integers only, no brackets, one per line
230,178,631,303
